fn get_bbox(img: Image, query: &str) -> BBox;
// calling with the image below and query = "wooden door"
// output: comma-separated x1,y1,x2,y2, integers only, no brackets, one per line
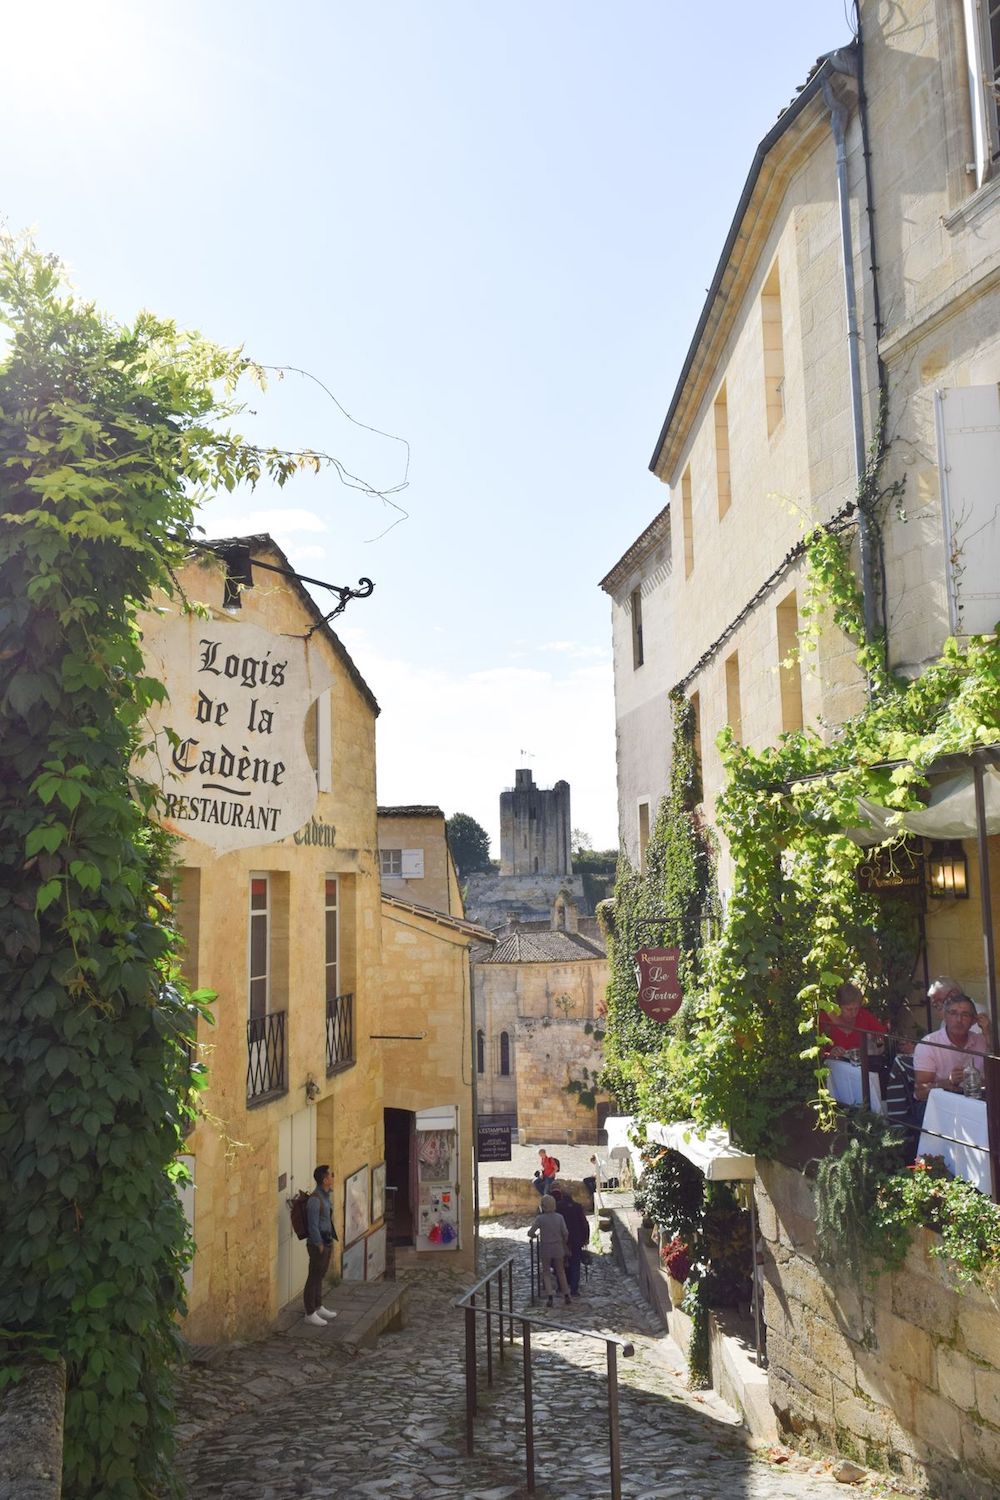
276,1105,316,1309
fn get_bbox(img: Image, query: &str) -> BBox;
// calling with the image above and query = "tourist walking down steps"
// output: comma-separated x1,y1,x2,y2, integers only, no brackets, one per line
528,1193,570,1306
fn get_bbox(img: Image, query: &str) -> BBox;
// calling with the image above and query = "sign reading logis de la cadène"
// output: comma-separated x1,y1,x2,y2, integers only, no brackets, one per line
135,612,333,853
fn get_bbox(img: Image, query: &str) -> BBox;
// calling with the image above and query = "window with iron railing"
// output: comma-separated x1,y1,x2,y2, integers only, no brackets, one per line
247,1009,287,1102
326,992,354,1075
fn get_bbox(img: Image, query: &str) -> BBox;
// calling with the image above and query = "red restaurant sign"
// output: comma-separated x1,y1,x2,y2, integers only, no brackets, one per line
633,946,683,1022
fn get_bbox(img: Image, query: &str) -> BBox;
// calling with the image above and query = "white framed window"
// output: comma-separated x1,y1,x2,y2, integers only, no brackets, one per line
248,874,270,1020
963,0,1000,186
381,847,425,879
324,876,339,1001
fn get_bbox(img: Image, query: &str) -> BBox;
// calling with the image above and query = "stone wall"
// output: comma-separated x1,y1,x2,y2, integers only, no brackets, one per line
0,1358,65,1499
758,1159,1000,1497
515,1015,605,1143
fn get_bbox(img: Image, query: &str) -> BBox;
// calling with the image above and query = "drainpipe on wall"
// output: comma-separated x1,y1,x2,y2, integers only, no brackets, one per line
823,54,879,658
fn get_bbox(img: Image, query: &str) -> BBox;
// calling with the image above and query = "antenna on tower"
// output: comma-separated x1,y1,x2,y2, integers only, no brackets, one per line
519,748,535,758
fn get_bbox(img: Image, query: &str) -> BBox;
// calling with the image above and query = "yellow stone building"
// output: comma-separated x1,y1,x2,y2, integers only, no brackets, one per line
140,537,488,1340
377,805,464,916
601,7,1000,1488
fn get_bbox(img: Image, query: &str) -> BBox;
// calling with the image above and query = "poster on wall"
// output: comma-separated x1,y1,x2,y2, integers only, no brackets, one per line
370,1161,386,1224
415,1106,459,1252
135,611,334,853
341,1237,366,1281
344,1164,370,1246
365,1224,387,1281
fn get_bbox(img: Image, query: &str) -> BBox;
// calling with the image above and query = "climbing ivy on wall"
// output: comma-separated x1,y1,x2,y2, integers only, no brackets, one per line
602,513,999,1154
600,691,720,1116
0,239,303,1497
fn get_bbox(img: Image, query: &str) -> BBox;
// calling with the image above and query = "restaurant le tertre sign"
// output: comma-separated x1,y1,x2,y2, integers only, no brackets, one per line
633,946,683,1023
136,612,333,853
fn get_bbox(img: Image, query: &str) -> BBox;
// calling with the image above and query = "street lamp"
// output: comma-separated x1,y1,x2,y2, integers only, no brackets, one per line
927,839,969,899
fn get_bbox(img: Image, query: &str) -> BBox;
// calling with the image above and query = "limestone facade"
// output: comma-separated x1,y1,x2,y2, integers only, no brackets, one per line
379,895,495,1272
601,5,1000,1487
499,768,571,877
603,1,1000,887
473,929,608,1141
759,1159,1000,1496
146,539,481,1341
377,806,463,916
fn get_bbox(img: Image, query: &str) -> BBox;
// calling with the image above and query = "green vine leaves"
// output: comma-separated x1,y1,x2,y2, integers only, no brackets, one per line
600,508,999,1156
0,235,286,1497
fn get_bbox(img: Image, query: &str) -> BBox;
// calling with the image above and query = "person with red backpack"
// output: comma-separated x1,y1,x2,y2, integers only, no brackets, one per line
303,1165,339,1327
537,1148,558,1193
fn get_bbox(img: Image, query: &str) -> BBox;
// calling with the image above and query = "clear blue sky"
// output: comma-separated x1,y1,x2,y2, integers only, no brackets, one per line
6,1,853,851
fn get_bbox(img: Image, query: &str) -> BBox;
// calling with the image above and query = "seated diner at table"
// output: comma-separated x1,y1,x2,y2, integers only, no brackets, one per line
913,994,987,1103
926,975,992,1048
819,982,889,1060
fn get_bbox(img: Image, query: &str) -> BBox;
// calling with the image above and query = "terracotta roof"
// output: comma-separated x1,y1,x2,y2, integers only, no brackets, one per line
599,505,671,595
482,930,606,964
381,893,496,944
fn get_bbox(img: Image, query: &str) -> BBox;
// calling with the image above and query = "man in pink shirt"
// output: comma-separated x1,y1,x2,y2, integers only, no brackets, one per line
913,995,987,1102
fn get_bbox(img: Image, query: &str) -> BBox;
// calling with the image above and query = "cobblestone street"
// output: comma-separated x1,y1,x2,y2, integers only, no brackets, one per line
175,1216,894,1500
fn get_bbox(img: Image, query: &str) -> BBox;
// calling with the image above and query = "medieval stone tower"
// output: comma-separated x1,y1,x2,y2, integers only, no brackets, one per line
499,768,571,877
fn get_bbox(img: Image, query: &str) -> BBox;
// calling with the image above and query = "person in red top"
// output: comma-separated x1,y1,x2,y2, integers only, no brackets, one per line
819,982,888,1060
537,1148,558,1192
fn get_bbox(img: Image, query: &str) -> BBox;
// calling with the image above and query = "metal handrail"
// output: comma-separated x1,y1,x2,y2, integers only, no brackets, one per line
455,1256,635,1498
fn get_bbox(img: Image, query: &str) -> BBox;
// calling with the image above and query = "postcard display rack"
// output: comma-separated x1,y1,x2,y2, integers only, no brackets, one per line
415,1105,459,1251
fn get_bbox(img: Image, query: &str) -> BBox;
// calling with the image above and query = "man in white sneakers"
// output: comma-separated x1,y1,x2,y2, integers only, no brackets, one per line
303,1164,339,1326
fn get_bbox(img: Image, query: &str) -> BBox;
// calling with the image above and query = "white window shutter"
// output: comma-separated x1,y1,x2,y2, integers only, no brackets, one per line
401,848,425,879
935,385,1000,637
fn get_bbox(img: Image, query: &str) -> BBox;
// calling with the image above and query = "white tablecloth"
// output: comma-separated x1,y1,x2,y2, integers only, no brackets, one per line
916,1091,990,1193
828,1059,883,1111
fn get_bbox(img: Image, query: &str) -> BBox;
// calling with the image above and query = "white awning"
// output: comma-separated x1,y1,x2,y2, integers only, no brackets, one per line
646,1121,756,1181
848,766,1000,847
603,1116,634,1153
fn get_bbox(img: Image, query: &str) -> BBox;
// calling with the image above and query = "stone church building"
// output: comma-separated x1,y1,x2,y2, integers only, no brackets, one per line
465,769,609,1144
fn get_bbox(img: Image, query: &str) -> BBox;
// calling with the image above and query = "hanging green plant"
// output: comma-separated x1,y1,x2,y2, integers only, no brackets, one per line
682,1277,712,1390
814,1112,907,1280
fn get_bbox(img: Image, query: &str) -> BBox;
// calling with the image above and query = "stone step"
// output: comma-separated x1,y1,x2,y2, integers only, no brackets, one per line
274,1280,407,1351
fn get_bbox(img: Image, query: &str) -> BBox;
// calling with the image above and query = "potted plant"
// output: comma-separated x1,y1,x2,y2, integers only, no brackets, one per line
660,1235,691,1307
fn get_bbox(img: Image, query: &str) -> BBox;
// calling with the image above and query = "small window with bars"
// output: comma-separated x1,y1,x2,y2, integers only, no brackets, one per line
248,875,270,1020
325,877,338,1001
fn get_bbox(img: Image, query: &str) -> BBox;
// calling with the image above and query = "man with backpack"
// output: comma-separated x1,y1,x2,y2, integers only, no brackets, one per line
303,1164,339,1327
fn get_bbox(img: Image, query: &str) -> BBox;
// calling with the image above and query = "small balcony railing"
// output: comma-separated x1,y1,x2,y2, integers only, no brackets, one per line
247,1010,287,1103
326,992,354,1075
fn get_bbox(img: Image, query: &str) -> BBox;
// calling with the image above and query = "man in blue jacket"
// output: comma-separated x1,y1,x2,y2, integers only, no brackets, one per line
304,1164,339,1326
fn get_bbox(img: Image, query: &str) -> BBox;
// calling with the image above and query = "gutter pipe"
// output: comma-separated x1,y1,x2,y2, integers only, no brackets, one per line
822,55,879,655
